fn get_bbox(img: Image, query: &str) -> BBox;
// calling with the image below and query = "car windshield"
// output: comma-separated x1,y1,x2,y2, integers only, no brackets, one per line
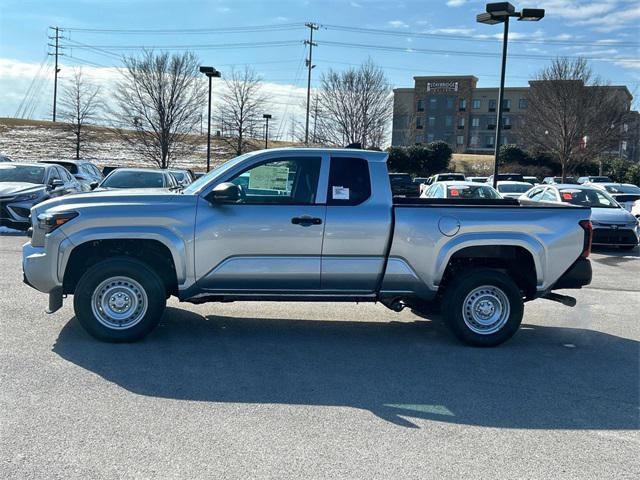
390,174,412,185
447,184,501,199
559,188,619,208
589,177,611,183
604,184,640,194
101,170,166,188
498,184,531,194
438,174,465,181
183,153,254,194
0,165,45,184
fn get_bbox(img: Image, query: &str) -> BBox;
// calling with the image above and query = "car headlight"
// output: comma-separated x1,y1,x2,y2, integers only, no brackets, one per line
13,192,42,202
37,211,78,233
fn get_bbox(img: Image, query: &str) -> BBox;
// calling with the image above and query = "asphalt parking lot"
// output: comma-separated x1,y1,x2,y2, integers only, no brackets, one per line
1,232,638,479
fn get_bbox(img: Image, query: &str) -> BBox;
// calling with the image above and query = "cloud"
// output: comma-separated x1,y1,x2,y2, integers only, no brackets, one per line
388,20,409,29
349,1,362,7
428,27,476,35
446,0,469,6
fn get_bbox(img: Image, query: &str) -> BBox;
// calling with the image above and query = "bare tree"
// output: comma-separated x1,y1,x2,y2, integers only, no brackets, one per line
218,67,266,155
111,50,206,168
59,68,103,159
316,59,392,149
523,57,629,180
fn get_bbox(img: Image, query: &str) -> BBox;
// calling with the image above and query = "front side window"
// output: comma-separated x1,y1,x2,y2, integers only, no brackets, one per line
230,157,321,204
541,189,558,202
328,157,371,206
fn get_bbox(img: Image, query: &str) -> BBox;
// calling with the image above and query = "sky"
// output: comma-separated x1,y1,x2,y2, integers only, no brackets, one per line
0,0,638,140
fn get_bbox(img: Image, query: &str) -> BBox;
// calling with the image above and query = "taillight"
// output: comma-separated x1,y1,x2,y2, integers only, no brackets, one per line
579,220,592,258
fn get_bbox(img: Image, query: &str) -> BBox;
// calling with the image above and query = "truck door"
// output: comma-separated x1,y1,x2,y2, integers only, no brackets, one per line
320,156,393,293
194,154,326,291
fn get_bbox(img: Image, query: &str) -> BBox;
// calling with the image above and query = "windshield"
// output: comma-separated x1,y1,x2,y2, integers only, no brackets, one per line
183,153,254,194
390,174,412,185
438,174,465,181
0,165,45,184
101,170,166,188
604,184,640,194
447,184,501,199
498,184,531,194
559,188,619,208
589,177,611,183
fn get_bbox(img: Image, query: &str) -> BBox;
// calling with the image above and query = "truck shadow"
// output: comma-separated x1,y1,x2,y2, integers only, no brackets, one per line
53,307,639,430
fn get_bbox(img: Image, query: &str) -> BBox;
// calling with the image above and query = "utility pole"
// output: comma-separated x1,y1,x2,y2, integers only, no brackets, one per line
304,22,319,145
48,26,63,122
312,96,319,143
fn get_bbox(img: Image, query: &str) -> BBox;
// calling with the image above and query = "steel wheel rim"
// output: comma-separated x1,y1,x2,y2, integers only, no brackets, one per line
462,285,511,335
91,276,148,330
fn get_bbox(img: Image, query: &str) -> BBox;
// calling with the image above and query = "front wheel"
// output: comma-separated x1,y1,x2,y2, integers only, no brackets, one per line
442,269,524,347
73,258,166,342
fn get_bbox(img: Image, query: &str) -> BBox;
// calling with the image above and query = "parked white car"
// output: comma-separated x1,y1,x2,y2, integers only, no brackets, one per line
495,181,533,199
421,181,502,199
587,183,640,218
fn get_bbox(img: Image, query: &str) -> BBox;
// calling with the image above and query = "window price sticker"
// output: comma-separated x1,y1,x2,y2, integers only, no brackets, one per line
332,186,350,200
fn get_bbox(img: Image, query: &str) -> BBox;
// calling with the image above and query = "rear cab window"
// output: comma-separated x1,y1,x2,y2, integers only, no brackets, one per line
327,157,371,206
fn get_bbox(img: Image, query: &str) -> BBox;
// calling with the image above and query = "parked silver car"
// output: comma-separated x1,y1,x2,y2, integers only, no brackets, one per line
0,162,82,230
169,169,195,186
522,184,639,250
40,159,103,191
95,168,179,191
495,181,533,199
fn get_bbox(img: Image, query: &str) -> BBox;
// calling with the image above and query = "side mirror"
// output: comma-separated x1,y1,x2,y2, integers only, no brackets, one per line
89,181,99,190
48,179,64,190
207,182,241,204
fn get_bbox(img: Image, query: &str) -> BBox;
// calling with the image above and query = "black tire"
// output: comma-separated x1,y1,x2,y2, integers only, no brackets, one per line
73,257,166,342
442,269,523,347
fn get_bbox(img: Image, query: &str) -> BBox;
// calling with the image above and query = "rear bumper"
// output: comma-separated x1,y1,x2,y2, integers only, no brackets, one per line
552,257,592,290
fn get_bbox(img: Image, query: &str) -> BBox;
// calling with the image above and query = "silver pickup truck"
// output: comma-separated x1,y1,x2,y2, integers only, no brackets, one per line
23,148,593,346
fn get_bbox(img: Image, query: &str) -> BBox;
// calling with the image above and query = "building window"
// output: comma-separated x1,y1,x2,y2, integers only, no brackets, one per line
427,133,435,142
445,115,453,127
503,116,511,128
416,117,424,129
519,98,528,109
473,99,481,109
456,135,464,145
486,135,494,147
623,123,629,133
428,116,436,127
416,134,424,143
446,97,455,109
622,140,628,151
470,135,479,146
488,99,496,112
502,136,508,145
458,117,465,128
459,99,467,111
417,99,424,112
503,99,511,111
429,97,437,109
471,117,480,128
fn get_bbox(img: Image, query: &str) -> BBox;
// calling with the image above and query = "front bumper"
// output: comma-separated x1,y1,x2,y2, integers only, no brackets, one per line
1,198,42,230
553,257,592,290
22,242,62,294
592,226,639,247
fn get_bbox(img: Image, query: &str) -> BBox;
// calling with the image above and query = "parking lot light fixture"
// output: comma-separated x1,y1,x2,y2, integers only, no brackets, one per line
477,2,545,188
263,114,272,149
199,66,221,172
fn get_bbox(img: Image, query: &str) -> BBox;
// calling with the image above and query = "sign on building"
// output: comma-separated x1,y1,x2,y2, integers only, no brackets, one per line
426,81,459,93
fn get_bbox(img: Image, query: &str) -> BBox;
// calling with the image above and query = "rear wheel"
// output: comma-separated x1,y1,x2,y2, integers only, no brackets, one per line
443,269,523,347
73,258,166,342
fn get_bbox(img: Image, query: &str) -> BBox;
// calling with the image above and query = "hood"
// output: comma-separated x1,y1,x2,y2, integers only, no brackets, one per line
32,189,181,217
591,207,637,224
0,182,45,197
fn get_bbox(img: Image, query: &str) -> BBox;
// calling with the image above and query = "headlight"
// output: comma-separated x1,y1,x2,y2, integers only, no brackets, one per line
37,211,78,233
13,192,41,202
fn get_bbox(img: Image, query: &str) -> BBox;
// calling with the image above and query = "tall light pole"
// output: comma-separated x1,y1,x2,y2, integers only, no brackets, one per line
199,66,221,172
477,3,544,188
263,114,272,149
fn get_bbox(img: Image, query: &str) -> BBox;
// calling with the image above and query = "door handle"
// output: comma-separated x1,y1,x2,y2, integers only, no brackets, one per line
291,216,322,226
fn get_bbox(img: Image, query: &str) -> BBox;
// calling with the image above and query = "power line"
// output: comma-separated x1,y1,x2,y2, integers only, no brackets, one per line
61,40,302,51
323,24,640,49
318,40,640,64
63,23,304,34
